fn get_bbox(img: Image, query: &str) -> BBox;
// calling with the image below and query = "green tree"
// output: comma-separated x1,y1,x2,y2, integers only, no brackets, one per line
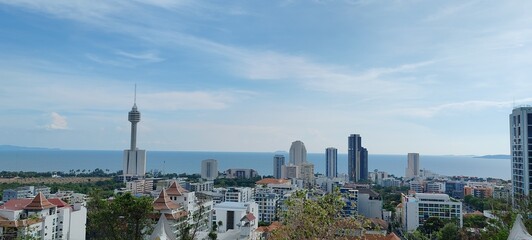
87,191,154,240
419,217,444,235
270,189,365,239
436,222,459,240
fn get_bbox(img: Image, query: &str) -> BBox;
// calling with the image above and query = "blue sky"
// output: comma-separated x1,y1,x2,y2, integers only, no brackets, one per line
1,0,531,155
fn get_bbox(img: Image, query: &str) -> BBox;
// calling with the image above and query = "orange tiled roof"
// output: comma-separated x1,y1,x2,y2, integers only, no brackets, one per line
48,199,70,209
256,221,282,233
153,189,181,211
0,199,33,211
166,181,188,196
256,178,290,185
24,193,55,210
240,212,256,222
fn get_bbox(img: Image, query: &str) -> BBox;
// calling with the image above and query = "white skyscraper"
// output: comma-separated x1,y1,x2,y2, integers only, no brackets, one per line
123,91,146,180
273,154,285,179
510,107,532,203
201,159,218,180
405,153,420,179
289,140,307,166
326,147,337,178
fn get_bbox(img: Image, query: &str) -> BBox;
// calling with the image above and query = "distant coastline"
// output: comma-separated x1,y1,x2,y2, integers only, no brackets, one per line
0,145,60,151
474,154,510,159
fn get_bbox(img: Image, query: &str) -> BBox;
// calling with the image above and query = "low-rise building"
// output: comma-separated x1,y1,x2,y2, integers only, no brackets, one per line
225,187,254,203
213,201,258,237
400,193,462,232
0,192,87,239
224,169,258,179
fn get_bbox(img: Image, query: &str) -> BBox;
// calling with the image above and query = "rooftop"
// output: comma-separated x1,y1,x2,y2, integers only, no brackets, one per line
256,178,290,185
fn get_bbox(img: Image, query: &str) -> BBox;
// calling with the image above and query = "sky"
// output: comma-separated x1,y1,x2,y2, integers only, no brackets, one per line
0,0,531,155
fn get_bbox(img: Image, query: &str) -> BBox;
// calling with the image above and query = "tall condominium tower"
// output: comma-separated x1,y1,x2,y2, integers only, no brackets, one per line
325,147,338,178
405,153,420,179
273,154,285,179
510,107,532,203
123,94,147,180
201,159,218,180
348,134,368,182
289,140,307,166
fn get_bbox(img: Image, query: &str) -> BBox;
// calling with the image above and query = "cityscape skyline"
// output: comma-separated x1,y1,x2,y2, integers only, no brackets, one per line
2,1,531,155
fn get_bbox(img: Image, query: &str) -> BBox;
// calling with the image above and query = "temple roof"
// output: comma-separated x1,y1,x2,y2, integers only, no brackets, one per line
24,193,55,210
166,181,188,197
153,189,181,211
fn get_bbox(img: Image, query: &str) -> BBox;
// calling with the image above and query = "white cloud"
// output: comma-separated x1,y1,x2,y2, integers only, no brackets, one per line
115,51,164,62
140,90,251,110
46,112,68,130
424,1,479,22
396,98,532,118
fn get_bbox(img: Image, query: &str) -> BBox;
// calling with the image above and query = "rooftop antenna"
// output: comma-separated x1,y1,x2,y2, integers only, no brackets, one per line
134,83,137,105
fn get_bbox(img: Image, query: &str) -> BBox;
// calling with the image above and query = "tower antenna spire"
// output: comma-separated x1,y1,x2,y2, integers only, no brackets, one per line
134,83,137,105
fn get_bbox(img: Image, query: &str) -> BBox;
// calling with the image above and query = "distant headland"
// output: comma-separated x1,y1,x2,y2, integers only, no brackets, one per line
474,154,510,159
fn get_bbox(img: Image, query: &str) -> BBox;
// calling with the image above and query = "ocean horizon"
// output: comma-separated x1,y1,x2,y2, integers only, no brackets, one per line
0,149,510,180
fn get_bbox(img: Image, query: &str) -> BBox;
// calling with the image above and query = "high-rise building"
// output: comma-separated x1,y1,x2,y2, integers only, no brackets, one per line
510,107,532,203
405,153,420,179
273,154,285,179
326,147,338,178
348,134,368,182
289,140,307,166
123,93,146,180
201,159,218,180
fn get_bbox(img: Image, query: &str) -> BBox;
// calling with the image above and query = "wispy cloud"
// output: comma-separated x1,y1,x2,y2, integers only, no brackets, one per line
0,61,251,112
140,90,253,110
396,98,532,118
424,1,479,22
115,51,163,62
46,112,68,130
0,0,433,100
86,50,164,67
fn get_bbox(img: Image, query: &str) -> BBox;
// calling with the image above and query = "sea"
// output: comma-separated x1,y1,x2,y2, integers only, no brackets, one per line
0,150,510,180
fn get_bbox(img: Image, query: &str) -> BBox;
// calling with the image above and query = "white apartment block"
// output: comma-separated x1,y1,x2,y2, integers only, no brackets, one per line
225,187,254,203
0,193,87,239
425,182,446,193
188,181,214,192
255,178,294,196
254,189,279,224
400,193,462,232
381,178,401,187
213,201,258,236
409,181,423,193
224,169,259,179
